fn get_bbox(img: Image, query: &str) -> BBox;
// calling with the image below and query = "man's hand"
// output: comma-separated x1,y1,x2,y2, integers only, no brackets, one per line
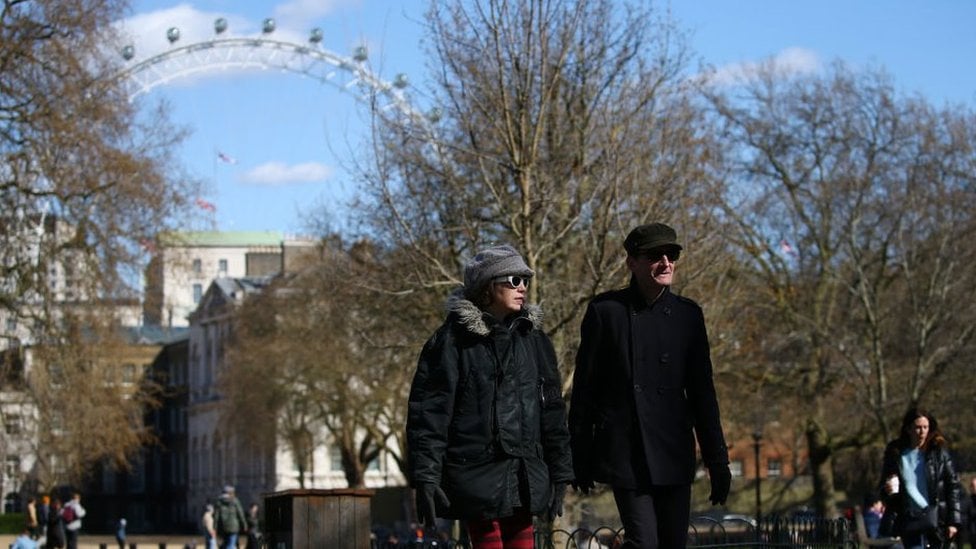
571,478,595,495
415,484,450,528
708,464,732,505
548,484,567,521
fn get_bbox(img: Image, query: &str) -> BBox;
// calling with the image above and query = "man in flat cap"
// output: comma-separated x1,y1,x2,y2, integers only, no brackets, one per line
569,223,731,548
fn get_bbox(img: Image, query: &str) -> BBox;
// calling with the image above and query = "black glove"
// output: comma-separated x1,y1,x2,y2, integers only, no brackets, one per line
708,464,732,505
572,478,595,495
548,483,566,521
415,483,450,528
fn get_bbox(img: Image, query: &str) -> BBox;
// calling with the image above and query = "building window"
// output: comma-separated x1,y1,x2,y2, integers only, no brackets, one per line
330,446,344,472
5,316,16,332
122,363,138,384
5,456,21,482
192,258,202,274
767,459,782,478
729,460,744,478
367,457,382,472
4,414,21,435
218,259,228,276
193,284,203,304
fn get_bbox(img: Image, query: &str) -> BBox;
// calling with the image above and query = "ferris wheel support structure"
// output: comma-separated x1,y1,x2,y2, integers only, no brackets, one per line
115,18,438,131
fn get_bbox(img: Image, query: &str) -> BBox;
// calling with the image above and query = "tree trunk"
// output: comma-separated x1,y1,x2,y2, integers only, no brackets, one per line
806,418,838,518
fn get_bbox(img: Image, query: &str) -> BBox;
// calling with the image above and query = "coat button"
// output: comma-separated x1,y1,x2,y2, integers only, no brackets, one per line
634,384,643,392
657,387,665,394
660,353,670,364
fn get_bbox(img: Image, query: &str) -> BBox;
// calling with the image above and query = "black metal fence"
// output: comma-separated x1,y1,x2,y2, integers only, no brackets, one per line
372,514,855,548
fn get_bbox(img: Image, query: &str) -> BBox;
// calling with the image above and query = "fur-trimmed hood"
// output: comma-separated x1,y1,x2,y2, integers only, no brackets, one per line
445,288,543,337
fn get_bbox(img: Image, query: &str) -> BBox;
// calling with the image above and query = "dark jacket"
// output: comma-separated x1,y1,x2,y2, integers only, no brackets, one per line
215,495,247,536
406,291,574,520
879,440,962,539
966,491,976,544
46,504,65,548
569,283,728,489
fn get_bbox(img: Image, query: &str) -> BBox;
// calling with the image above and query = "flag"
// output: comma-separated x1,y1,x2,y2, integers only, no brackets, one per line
217,151,237,165
780,239,796,256
139,238,157,253
195,197,217,212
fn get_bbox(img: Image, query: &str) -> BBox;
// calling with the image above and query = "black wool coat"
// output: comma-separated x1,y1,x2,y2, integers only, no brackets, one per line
406,292,574,520
569,283,729,489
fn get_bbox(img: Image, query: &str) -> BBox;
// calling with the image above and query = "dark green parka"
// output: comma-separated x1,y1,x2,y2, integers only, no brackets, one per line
406,291,574,520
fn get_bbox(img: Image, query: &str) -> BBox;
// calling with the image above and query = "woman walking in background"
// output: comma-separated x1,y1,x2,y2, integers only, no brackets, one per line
880,406,962,548
45,498,65,549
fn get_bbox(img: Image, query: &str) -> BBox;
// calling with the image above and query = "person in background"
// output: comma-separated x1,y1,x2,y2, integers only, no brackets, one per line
46,498,65,549
214,485,248,549
879,406,961,549
406,244,574,548
569,223,731,549
115,517,127,549
37,495,50,540
61,492,86,549
25,497,39,539
11,527,38,549
245,502,261,549
964,477,976,549
862,496,884,538
202,503,217,549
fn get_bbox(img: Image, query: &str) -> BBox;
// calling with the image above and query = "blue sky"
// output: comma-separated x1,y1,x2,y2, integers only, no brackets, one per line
119,1,976,235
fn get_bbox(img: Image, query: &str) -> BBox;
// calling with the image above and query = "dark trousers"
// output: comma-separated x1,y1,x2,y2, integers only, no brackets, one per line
65,528,79,549
612,485,691,549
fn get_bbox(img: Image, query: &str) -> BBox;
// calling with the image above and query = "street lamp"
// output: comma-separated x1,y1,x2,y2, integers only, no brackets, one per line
752,429,763,524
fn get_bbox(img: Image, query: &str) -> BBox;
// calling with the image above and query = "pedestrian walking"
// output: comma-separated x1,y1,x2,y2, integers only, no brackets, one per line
407,244,574,548
214,485,248,549
569,223,731,549
202,504,217,549
46,498,66,549
245,503,261,549
61,492,86,549
115,517,127,549
879,406,962,549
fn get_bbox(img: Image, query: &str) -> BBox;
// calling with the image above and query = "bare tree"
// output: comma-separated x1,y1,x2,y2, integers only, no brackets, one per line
354,0,727,384
1,0,196,489
224,239,426,488
705,61,976,516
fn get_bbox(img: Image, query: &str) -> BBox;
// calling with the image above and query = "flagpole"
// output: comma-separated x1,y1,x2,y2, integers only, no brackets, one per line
211,147,218,230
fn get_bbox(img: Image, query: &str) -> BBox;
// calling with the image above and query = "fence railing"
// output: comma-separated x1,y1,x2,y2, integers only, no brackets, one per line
372,514,855,549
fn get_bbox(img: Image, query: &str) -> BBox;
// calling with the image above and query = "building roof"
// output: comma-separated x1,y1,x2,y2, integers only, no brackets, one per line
159,231,284,247
123,326,190,345
213,276,276,298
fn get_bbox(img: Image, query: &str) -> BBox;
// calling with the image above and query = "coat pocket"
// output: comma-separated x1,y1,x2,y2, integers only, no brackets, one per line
443,458,509,518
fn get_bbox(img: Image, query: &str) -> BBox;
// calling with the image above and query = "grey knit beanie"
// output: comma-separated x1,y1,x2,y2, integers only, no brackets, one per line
463,244,534,294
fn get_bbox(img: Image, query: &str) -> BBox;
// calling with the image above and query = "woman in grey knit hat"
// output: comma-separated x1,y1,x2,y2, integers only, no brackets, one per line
406,244,574,548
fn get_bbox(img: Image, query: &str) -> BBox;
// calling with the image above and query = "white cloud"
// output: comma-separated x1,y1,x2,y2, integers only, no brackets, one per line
274,0,359,27
240,162,333,186
705,47,823,87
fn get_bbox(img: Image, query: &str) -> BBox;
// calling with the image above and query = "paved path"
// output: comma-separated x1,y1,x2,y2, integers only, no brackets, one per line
0,534,205,548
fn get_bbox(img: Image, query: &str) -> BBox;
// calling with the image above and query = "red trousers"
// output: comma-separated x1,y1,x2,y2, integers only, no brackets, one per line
466,510,535,549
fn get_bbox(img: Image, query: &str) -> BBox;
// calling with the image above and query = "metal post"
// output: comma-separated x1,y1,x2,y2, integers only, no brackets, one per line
752,430,763,524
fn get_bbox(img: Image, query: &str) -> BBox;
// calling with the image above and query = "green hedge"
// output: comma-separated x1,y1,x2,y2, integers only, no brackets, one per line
0,512,26,534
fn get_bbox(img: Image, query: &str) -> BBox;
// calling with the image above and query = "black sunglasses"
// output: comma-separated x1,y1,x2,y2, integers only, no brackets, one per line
492,275,531,289
641,248,680,262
